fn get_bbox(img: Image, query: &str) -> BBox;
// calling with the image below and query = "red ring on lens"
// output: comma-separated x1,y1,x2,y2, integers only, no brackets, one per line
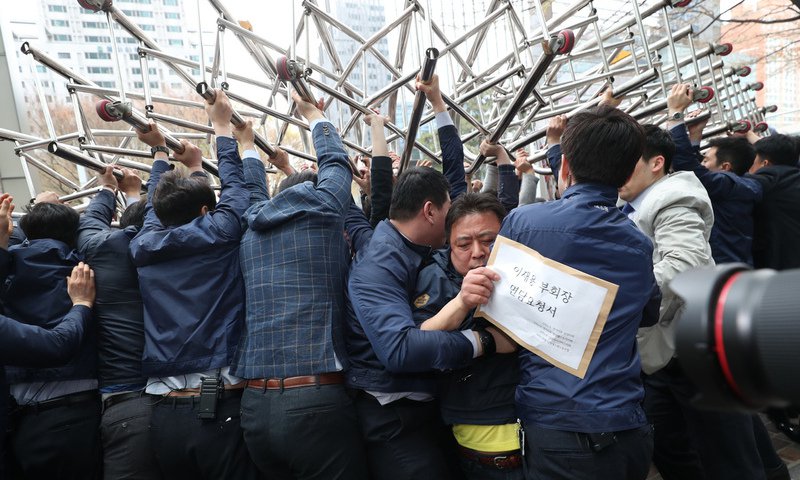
714,272,744,398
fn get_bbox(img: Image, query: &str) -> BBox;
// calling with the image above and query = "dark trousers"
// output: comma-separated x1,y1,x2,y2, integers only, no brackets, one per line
101,394,161,480
522,424,653,480
9,396,101,480
644,361,767,480
149,391,261,479
240,383,369,480
354,392,464,480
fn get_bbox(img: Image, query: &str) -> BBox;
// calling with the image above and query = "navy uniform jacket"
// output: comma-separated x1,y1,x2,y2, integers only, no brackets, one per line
129,137,248,376
413,248,519,426
747,164,800,270
669,124,762,265
345,220,474,394
501,183,660,433
2,241,95,384
77,189,147,390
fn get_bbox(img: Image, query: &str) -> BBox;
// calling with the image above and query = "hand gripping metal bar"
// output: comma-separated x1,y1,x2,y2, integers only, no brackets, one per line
196,82,277,159
94,99,219,177
399,48,439,174
275,56,363,178
465,30,576,175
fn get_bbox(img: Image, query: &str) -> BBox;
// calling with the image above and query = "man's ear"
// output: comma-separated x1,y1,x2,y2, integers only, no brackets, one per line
200,205,210,216
720,161,733,172
651,155,665,174
559,155,570,185
422,200,434,224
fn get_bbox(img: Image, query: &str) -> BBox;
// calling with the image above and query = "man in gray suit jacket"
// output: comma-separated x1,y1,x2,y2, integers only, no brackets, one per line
620,118,772,480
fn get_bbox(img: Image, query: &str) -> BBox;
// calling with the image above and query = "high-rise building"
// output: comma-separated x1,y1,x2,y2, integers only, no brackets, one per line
723,0,799,133
318,0,393,133
3,0,200,108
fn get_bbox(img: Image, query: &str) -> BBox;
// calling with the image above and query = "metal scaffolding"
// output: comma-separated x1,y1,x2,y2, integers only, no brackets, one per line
0,0,774,207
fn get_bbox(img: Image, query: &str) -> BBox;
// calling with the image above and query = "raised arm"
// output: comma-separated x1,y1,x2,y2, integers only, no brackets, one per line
136,122,170,232
667,84,744,198
234,119,271,205
480,140,518,211
77,166,117,252
418,74,467,199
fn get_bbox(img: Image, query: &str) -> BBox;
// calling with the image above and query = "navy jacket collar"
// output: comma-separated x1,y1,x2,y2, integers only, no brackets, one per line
562,182,620,204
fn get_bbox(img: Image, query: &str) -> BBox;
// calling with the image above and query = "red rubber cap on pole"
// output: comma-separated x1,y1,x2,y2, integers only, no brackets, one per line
95,99,119,122
556,30,575,55
276,56,291,81
696,86,715,104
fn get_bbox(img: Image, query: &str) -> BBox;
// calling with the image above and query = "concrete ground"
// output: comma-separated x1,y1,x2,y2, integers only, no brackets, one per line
646,414,800,479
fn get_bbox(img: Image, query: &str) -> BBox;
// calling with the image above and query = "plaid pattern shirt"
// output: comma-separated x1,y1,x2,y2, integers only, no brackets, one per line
233,121,353,379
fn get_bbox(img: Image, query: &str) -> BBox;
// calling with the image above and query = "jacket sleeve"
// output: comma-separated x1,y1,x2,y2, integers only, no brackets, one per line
348,247,474,373
141,159,171,233
0,305,90,366
249,122,353,229
242,153,270,206
77,189,115,254
369,155,393,227
438,124,467,200
497,164,520,211
207,137,249,242
345,200,374,254
652,205,713,290
546,144,562,189
481,165,498,192
518,173,539,206
669,124,741,198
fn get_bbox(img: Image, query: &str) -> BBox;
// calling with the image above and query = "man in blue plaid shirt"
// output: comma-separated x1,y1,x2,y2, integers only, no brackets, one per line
233,91,368,479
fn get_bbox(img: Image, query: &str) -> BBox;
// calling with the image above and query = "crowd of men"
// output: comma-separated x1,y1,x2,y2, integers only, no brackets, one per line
0,75,799,480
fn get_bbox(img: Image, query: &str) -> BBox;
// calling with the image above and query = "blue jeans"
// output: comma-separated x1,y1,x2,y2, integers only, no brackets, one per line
240,384,369,480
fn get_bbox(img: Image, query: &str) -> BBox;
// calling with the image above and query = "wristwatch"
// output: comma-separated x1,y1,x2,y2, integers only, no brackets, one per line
476,328,496,356
670,111,685,121
150,145,169,158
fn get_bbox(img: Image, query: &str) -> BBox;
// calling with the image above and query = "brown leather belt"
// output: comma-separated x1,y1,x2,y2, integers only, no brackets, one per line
246,373,345,390
458,446,523,471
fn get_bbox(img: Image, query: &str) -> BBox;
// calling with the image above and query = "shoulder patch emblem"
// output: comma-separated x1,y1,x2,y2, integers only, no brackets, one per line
414,293,430,308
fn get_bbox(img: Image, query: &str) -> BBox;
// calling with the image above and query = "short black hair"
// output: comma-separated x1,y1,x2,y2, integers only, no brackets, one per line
19,202,79,248
641,124,675,173
445,192,506,239
278,170,318,193
120,198,146,229
561,104,645,188
152,170,217,227
389,167,450,221
707,137,756,176
754,134,799,167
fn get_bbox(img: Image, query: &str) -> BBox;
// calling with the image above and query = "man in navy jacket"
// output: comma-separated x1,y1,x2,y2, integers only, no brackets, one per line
502,105,660,480
77,166,160,480
0,194,96,479
130,91,260,479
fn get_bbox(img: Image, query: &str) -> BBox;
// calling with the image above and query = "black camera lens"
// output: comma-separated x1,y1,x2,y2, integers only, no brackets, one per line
671,264,800,410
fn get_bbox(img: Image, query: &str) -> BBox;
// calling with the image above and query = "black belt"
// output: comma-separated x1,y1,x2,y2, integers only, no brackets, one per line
148,388,243,406
102,391,144,412
18,390,98,415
